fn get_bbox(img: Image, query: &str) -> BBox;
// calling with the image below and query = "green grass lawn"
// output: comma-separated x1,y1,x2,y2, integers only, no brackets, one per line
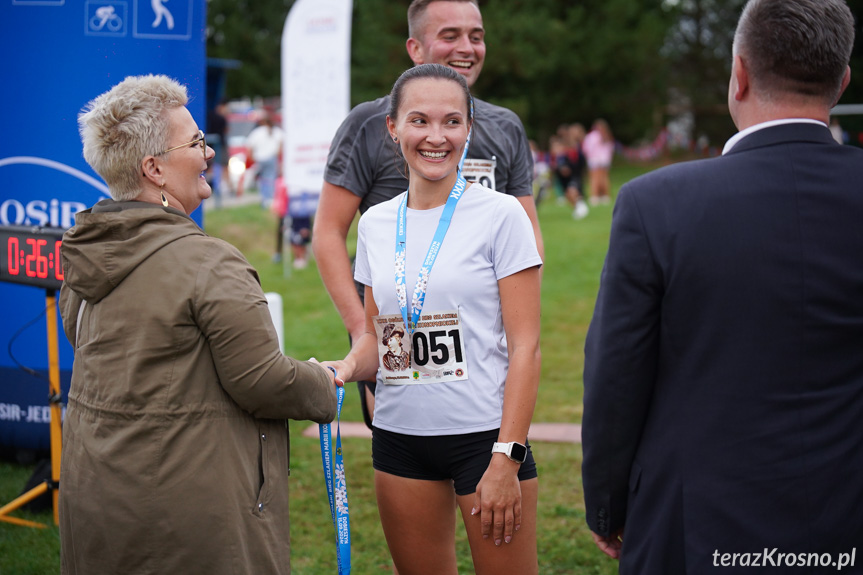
0,160,660,574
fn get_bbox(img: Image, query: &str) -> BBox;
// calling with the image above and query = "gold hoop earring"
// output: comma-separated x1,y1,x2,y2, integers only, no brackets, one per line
160,184,169,207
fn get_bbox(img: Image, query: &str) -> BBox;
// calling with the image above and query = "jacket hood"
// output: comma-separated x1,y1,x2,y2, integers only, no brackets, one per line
62,200,204,303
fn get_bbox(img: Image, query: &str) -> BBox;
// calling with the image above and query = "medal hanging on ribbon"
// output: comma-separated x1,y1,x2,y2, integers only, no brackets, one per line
319,383,351,574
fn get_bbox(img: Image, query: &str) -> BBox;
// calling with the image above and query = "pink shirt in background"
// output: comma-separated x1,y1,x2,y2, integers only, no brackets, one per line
582,130,615,169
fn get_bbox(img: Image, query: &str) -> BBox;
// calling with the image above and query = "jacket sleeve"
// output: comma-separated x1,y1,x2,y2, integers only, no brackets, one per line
581,183,662,536
193,240,337,423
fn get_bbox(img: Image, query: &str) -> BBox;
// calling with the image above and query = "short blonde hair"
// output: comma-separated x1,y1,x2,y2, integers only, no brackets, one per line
78,75,188,201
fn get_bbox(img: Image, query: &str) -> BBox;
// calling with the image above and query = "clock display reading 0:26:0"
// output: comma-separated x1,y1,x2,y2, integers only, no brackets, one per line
0,225,66,290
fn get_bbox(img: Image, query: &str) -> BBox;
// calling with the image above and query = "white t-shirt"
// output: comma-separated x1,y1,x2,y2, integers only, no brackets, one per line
355,183,542,435
245,125,283,162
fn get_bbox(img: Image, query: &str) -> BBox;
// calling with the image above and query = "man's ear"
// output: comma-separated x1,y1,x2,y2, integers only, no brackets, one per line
732,54,749,102
141,155,163,187
406,37,424,66
834,66,851,106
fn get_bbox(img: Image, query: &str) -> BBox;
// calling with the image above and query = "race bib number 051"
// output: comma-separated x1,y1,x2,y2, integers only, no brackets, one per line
373,311,469,385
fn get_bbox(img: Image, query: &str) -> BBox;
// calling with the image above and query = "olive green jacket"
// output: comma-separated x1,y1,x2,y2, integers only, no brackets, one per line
58,200,336,575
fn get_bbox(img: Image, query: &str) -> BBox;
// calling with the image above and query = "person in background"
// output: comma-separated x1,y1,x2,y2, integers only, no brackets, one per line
551,123,589,219
326,64,541,575
582,0,862,571
289,216,312,269
528,139,553,206
272,175,289,263
830,116,845,144
206,99,230,202
313,0,543,432
581,118,615,205
245,111,283,207
59,74,339,575
567,122,588,201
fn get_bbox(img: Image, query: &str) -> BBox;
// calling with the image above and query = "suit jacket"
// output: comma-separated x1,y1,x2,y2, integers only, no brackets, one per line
582,123,863,574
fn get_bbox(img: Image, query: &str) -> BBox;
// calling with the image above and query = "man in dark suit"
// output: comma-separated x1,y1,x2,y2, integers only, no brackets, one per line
581,0,862,572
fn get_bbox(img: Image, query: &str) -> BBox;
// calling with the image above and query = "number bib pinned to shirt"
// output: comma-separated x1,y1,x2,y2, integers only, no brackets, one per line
373,310,469,385
461,157,496,190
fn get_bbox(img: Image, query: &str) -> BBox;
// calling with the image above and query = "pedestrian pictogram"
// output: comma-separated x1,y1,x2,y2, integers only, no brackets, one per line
151,0,174,30
133,0,191,39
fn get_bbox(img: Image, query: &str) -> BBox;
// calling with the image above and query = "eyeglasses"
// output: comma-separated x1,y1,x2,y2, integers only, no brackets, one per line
156,130,206,157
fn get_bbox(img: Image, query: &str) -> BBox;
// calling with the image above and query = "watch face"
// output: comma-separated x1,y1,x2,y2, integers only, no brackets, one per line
510,442,527,464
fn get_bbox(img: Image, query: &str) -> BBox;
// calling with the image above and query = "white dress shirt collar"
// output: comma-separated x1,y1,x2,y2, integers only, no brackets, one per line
722,118,827,155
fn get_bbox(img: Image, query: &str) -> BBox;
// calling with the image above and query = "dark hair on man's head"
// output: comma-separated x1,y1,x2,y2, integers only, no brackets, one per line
388,63,472,122
407,0,479,39
734,0,855,104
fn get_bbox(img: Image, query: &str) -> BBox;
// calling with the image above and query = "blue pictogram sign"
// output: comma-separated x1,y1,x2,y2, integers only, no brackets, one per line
134,0,193,39
86,2,129,36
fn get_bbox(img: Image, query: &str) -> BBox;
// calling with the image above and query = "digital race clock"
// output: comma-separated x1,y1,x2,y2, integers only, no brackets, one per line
0,225,66,290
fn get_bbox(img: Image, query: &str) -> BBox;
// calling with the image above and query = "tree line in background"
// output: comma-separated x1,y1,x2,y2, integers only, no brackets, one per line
206,0,863,147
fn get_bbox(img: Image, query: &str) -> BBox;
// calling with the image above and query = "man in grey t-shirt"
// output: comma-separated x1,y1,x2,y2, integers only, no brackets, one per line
313,0,544,428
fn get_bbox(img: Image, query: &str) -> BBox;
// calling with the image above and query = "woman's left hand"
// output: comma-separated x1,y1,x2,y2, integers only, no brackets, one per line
470,457,522,546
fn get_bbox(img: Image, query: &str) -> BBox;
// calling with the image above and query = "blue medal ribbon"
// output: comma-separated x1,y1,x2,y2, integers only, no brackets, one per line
395,98,474,334
319,370,350,574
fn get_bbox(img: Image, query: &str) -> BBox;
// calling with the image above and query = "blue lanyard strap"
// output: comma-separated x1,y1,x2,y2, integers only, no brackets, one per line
395,174,467,334
319,375,350,575
395,99,474,334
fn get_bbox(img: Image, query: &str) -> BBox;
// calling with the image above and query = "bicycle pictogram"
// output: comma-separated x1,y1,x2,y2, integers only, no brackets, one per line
90,5,122,31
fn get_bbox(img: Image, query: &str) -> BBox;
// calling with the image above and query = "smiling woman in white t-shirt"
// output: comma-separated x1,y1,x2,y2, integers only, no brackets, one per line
326,63,542,575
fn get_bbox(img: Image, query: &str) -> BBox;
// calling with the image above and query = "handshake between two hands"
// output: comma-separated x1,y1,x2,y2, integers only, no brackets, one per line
308,357,346,387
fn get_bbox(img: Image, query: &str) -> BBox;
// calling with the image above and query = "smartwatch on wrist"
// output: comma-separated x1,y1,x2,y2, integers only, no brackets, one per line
491,441,527,464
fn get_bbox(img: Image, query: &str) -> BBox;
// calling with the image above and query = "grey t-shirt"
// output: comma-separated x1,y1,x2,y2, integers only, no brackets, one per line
324,95,534,215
